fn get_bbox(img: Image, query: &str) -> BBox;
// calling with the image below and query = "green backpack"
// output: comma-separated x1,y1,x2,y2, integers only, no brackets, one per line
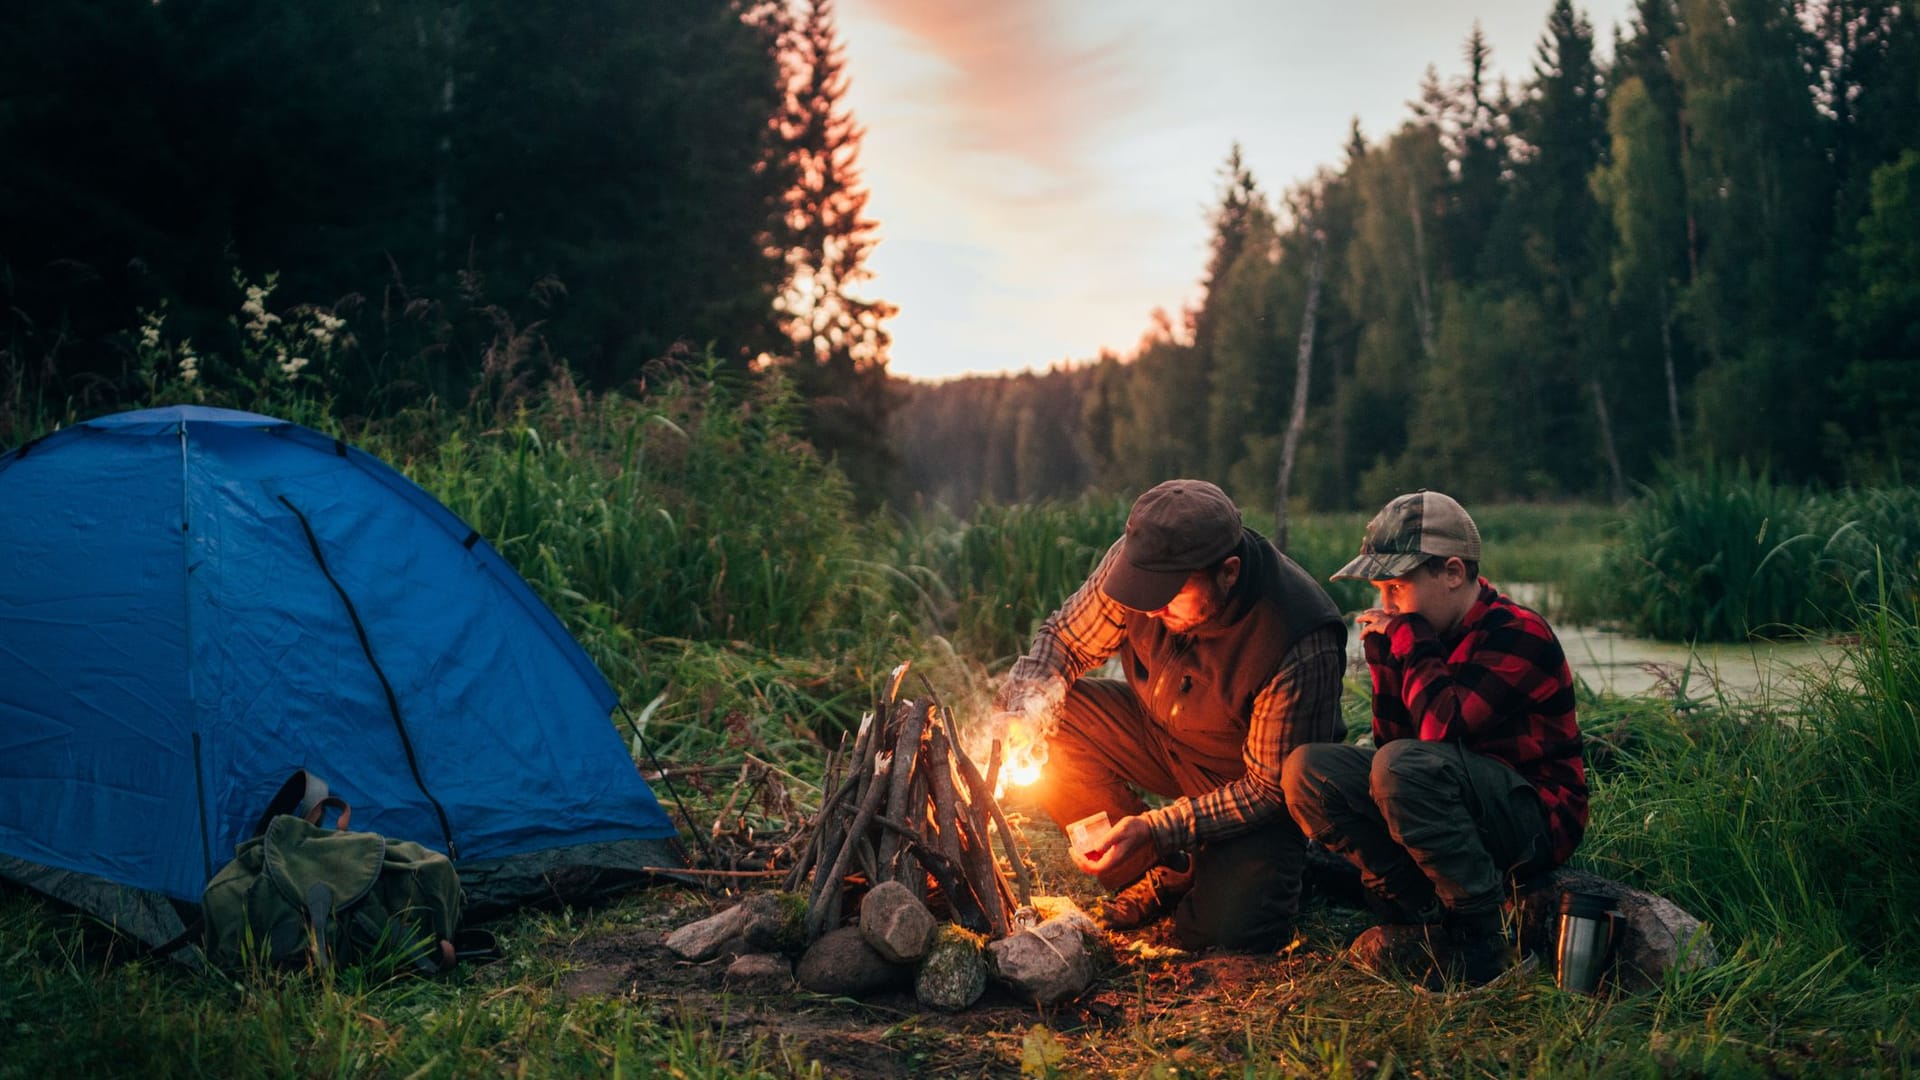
202,782,464,973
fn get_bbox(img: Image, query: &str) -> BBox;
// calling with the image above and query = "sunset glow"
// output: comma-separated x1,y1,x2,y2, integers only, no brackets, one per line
836,0,1638,382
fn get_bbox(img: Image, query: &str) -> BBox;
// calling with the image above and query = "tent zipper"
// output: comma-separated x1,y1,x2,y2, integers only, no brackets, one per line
277,495,459,858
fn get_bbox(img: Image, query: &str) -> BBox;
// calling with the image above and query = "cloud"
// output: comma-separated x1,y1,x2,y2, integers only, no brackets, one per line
847,0,1148,201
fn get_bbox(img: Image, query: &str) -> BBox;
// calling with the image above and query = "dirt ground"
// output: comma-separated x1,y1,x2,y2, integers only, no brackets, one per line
524,794,1380,1078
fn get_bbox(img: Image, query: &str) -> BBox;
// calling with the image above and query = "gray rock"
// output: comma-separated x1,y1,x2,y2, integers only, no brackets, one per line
796,925,907,997
987,913,1096,1004
914,925,988,1010
665,892,793,962
723,952,793,991
859,880,936,963
1516,867,1720,992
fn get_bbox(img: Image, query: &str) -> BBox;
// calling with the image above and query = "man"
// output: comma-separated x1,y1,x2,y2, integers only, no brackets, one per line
993,478,1346,951
1280,490,1587,988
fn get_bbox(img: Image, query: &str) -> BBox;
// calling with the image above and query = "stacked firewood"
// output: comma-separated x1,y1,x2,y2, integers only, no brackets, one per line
782,681,1032,944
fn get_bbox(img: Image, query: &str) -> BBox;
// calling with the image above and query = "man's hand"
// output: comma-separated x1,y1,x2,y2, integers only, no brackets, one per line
993,675,1059,718
1080,815,1156,877
1354,607,1392,637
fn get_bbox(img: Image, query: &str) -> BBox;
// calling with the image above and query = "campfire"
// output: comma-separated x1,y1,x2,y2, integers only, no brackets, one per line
780,671,1032,941
665,667,1102,1009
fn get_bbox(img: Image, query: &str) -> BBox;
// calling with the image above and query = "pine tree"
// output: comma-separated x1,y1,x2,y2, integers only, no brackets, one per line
1511,0,1616,495
1675,0,1832,473
777,0,899,504
1595,0,1693,467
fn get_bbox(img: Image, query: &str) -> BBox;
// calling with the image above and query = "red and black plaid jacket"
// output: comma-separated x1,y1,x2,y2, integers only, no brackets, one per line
1363,579,1588,865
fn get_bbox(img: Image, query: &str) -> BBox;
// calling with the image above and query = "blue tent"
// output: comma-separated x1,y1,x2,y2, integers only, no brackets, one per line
0,406,679,950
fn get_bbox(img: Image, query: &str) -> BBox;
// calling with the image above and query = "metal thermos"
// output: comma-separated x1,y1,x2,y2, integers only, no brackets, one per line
1555,891,1619,994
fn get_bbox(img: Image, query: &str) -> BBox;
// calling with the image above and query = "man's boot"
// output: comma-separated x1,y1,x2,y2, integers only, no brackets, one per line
1096,855,1194,932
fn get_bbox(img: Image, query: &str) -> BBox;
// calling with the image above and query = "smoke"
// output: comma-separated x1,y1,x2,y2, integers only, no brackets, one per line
960,678,1066,794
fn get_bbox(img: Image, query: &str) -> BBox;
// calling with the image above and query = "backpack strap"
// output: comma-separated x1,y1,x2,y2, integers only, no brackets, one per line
303,881,336,972
252,770,337,839
302,796,352,831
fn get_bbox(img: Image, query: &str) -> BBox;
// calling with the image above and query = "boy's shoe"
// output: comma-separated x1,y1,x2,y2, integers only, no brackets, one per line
1096,859,1194,932
1437,910,1515,987
1348,909,1523,990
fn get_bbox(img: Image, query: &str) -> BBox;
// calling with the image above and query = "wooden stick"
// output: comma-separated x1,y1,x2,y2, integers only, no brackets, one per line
957,806,1010,937
898,747,934,900
928,723,1004,936
806,754,893,942
709,761,753,838
782,801,823,892
873,814,987,933
951,724,1032,907
984,738,1003,802
642,866,786,879
942,708,1009,935
876,701,927,874
918,731,989,931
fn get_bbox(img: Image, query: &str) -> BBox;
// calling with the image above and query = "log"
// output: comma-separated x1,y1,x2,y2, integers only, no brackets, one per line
876,702,926,875
952,727,1032,907
923,728,993,934
984,739,1003,803
879,810,983,930
806,754,893,941
931,724,1008,937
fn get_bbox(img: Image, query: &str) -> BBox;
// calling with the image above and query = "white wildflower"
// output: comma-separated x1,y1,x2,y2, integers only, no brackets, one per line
307,311,345,347
240,282,282,338
179,344,200,385
280,354,309,377
140,312,163,351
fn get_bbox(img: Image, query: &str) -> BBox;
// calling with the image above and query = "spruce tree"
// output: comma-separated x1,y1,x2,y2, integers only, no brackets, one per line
777,0,899,505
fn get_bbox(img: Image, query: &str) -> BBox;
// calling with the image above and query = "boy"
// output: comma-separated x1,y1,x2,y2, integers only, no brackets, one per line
1280,490,1587,987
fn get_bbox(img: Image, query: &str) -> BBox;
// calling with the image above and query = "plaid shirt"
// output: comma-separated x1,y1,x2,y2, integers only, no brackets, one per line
1004,540,1346,851
1363,579,1588,864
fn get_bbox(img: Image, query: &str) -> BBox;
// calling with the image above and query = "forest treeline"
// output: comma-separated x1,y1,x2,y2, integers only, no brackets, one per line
894,0,1920,516
1,0,897,496
5,1,1917,518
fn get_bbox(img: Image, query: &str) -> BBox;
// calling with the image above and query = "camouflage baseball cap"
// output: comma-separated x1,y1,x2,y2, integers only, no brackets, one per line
1331,490,1481,581
1102,479,1244,611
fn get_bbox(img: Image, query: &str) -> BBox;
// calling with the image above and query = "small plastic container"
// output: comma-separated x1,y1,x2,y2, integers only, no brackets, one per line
1068,811,1111,857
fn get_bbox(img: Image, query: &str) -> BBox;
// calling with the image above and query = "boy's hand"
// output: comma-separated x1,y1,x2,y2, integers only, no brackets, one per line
1357,609,1434,662
1356,608,1399,664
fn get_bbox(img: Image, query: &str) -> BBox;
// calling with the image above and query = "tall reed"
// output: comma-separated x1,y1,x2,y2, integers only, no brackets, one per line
886,496,1128,666
1599,462,1920,640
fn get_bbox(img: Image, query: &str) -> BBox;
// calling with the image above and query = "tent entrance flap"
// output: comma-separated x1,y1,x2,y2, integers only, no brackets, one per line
277,494,457,858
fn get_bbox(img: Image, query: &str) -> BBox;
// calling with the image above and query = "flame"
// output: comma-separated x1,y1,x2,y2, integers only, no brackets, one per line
1003,754,1044,788
996,721,1048,795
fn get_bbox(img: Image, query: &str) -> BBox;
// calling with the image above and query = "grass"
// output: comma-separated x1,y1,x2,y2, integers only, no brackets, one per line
0,901,791,1078
1597,461,1920,641
7,366,1920,1076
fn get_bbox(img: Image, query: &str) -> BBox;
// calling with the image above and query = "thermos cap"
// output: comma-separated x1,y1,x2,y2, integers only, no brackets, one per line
1559,890,1615,919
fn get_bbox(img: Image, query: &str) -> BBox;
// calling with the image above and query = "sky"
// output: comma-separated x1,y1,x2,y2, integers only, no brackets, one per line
835,0,1640,382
